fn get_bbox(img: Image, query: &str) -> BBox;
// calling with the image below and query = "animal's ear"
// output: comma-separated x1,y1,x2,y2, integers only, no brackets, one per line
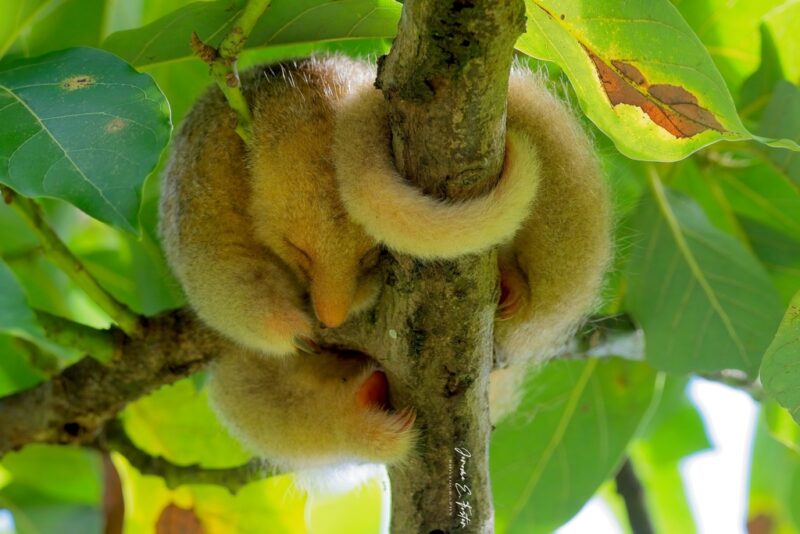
333,88,541,260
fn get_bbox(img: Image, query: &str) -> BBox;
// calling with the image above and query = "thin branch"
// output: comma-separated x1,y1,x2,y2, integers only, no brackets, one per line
97,419,275,493
0,310,221,456
11,337,59,375
615,458,654,534
2,187,142,336
35,311,115,362
698,370,764,400
191,0,272,144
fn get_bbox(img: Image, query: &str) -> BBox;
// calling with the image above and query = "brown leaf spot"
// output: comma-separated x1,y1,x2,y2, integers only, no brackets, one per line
747,514,774,534
612,60,646,86
105,118,127,134
584,46,725,138
156,504,204,534
648,84,697,104
61,75,95,91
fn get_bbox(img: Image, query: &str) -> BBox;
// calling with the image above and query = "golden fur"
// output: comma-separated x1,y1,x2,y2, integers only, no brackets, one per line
207,347,415,472
160,57,414,470
334,67,612,423
160,58,381,356
335,92,541,258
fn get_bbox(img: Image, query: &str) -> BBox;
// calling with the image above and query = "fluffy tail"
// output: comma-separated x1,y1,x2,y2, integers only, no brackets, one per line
334,88,540,259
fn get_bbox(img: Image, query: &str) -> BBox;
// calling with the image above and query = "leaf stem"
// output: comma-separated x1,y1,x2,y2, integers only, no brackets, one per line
191,0,272,144
35,311,115,362
3,187,142,336
98,419,276,493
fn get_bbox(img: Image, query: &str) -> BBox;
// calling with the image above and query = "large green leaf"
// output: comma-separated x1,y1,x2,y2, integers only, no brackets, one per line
102,0,401,67
625,174,784,376
516,0,798,161
0,47,171,232
761,291,800,425
123,377,250,467
491,357,658,533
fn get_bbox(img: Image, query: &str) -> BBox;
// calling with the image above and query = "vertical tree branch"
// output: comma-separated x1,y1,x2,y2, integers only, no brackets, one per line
374,1,526,532
615,458,654,534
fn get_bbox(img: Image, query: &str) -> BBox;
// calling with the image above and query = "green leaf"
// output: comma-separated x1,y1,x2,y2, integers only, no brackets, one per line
5,0,107,60
0,47,171,232
0,445,101,505
0,445,103,534
492,357,658,533
670,159,749,242
740,25,785,120
671,0,784,94
0,260,73,361
763,0,800,85
0,335,46,397
761,291,800,425
0,0,50,59
756,81,800,187
625,174,784,376
748,408,800,532
717,163,800,242
765,400,800,454
102,0,401,68
516,1,798,161
0,261,45,341
123,377,250,467
742,217,800,305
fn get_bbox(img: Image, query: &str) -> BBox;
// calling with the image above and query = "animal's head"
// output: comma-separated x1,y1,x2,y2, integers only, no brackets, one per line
248,134,380,328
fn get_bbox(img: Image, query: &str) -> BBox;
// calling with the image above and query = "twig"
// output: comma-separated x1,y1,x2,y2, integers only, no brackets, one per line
2,187,141,337
190,0,272,144
698,370,764,400
615,458,654,534
35,311,115,362
98,419,275,493
11,337,59,375
0,310,221,456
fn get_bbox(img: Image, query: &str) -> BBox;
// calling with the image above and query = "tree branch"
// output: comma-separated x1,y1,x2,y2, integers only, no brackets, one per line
35,311,115,362
366,1,526,532
615,458,654,534
0,310,220,457
2,187,142,336
190,0,272,144
97,419,275,493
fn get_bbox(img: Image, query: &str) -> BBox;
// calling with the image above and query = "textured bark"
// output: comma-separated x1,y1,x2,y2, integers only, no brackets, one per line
0,310,221,455
372,1,525,531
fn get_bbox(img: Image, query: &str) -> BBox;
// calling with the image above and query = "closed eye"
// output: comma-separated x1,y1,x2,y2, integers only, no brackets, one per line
283,237,313,273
